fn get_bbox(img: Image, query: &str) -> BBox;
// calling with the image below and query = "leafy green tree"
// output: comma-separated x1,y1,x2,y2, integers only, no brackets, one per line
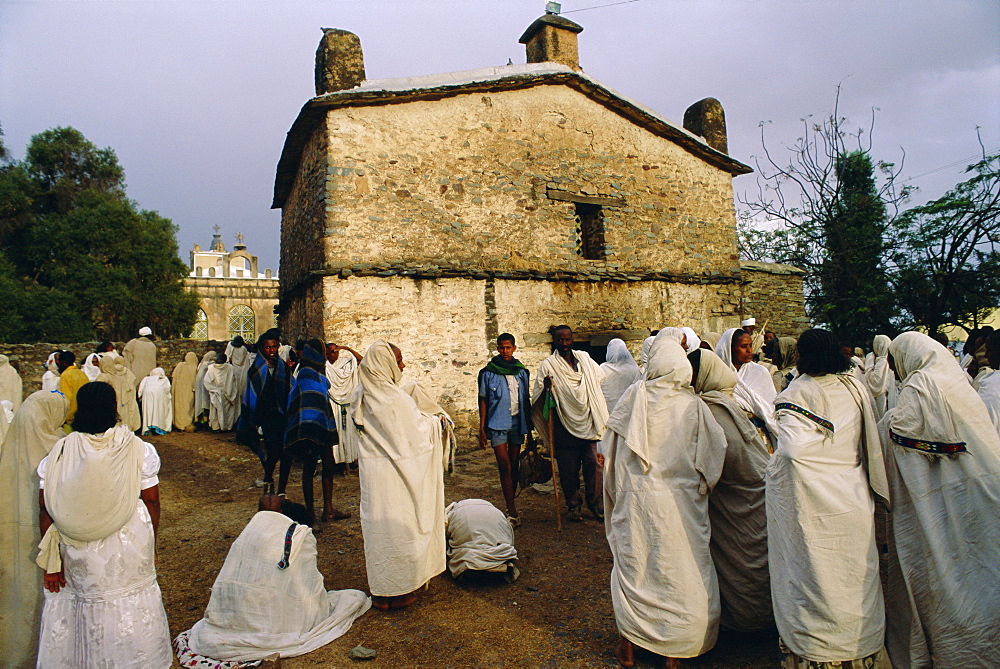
891,154,1000,335
0,126,198,342
738,90,912,345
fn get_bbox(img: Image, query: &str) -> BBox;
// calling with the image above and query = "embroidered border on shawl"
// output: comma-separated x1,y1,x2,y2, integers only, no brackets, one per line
277,522,297,569
889,429,967,455
775,402,834,432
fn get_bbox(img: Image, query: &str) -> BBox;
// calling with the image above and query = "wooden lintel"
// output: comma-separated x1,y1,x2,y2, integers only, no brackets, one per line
545,188,625,207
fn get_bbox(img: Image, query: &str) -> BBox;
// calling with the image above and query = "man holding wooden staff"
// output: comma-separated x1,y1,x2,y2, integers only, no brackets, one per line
532,325,609,522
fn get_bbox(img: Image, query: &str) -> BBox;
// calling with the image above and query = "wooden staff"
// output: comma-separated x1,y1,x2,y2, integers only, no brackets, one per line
545,386,562,531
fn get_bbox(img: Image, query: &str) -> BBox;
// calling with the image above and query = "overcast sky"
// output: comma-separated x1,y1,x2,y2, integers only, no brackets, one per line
2,0,997,272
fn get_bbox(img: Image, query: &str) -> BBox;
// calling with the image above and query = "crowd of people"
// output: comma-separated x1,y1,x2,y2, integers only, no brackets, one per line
0,319,997,668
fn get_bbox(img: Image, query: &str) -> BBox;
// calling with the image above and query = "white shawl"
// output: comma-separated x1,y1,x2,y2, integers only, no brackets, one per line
36,425,146,572
0,391,67,668
977,368,1000,437
326,354,361,464
82,353,102,382
715,328,779,438
603,338,726,657
195,351,217,416
599,339,641,415
532,349,608,441
680,327,702,354
204,362,238,430
352,342,446,597
96,355,141,432
864,334,897,419
185,510,371,661
445,499,518,580
879,331,1000,668
0,355,23,411
138,367,173,433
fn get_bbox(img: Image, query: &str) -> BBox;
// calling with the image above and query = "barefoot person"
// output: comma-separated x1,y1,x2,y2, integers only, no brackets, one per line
325,342,363,468
603,334,727,668
281,339,350,523
354,341,449,610
531,325,609,521
477,333,533,526
175,492,370,667
239,330,290,488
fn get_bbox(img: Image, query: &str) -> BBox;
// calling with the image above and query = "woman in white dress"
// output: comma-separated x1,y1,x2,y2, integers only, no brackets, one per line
36,381,171,668
767,329,890,669
879,332,1000,668
715,327,778,447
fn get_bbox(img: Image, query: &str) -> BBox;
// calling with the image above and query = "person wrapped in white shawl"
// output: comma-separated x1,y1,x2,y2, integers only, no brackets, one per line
325,343,363,464
878,331,1000,668
767,329,890,668
353,341,448,611
864,334,898,420
445,499,519,583
599,338,641,415
689,348,773,632
41,352,60,393
138,367,172,435
603,334,727,667
204,355,239,431
716,327,778,447
194,350,217,426
96,354,141,432
0,354,23,413
177,494,371,665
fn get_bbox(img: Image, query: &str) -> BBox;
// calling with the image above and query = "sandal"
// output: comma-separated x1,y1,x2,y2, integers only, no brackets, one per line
506,514,521,528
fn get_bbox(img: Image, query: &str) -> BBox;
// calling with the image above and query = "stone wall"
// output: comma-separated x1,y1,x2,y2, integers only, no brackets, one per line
316,85,742,281
739,261,810,336
0,339,229,399
184,277,279,341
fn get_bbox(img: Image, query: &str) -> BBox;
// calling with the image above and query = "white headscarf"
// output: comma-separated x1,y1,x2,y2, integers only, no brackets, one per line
888,332,1000,452
691,348,761,447
639,336,656,370
680,327,702,354
82,353,102,382
600,339,641,414
715,328,779,437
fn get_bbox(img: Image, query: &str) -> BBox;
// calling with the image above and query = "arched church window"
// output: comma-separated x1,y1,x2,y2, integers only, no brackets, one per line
190,309,208,340
228,305,255,340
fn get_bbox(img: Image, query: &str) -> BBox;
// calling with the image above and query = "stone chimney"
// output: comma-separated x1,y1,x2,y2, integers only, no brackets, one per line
683,98,728,154
315,28,366,95
519,13,584,71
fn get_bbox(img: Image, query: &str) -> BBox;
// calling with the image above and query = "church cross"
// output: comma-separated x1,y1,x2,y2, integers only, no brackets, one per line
213,224,221,234
235,232,245,244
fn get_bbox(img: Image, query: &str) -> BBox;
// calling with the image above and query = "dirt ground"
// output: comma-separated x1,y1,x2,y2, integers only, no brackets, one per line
151,430,781,668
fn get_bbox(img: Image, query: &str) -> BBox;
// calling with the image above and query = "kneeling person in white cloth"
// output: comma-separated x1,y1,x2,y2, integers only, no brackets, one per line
446,499,519,583
176,492,371,666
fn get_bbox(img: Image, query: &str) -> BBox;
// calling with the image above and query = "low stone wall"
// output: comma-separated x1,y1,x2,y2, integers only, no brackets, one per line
0,339,230,399
739,261,810,336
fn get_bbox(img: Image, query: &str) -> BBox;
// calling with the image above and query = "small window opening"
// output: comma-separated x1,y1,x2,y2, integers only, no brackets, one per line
575,202,606,260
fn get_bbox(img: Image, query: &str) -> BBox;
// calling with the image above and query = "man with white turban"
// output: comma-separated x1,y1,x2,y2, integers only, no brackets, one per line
532,325,609,522
353,341,449,611
123,326,157,385
603,333,726,668
878,331,1000,668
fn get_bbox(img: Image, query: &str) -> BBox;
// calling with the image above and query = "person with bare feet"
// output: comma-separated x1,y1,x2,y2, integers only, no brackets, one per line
531,325,608,522
354,341,449,611
603,335,727,668
175,492,370,667
282,339,351,525
478,333,533,526
239,330,290,490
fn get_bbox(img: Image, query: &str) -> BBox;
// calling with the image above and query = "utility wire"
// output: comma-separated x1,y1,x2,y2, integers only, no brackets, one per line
903,148,999,182
562,0,643,15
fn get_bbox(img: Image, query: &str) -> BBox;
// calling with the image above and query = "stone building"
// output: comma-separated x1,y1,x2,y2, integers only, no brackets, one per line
183,231,279,342
272,13,806,437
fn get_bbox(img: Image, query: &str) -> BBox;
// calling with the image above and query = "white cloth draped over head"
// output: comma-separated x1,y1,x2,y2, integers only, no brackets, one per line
96,355,141,432
639,335,655,371
531,348,608,442
599,339,641,415
0,354,23,412
204,362,238,431
445,499,519,581
689,349,773,631
352,341,446,597
864,334,897,419
680,327,702,354
768,371,888,662
224,341,251,420
41,353,60,393
603,336,726,657
715,328,779,438
195,351,217,417
36,425,147,573
771,337,799,393
171,352,199,430
877,331,1000,668
83,353,102,382
326,354,361,463
138,367,173,433
184,510,371,662
977,368,1000,437
0,390,68,667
